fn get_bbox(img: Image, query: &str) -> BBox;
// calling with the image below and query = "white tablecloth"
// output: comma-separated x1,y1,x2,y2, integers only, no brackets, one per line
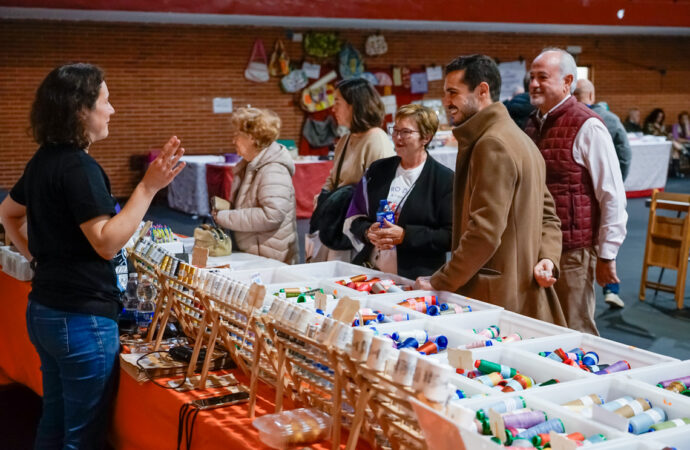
167,155,225,216
624,138,672,194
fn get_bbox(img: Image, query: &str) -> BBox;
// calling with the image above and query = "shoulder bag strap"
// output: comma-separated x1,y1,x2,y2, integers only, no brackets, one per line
333,134,351,189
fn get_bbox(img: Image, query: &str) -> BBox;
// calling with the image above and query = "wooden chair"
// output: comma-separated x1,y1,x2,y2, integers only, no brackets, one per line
639,190,690,308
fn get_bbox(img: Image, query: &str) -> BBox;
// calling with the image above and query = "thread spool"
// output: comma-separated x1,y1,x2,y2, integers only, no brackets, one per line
418,335,448,355
613,397,652,418
475,359,518,378
600,395,634,411
516,418,565,440
391,313,410,322
582,433,606,444
507,437,534,448
412,357,432,391
392,348,418,386
392,329,427,344
461,339,496,350
562,393,604,412
498,333,522,343
476,396,526,422
657,375,690,388
628,407,667,434
649,417,690,431
502,374,534,393
366,335,395,372
399,337,421,349
475,372,503,387
537,379,559,387
664,381,687,393
594,359,631,375
350,327,374,362
502,410,547,430
474,325,500,339
582,351,599,366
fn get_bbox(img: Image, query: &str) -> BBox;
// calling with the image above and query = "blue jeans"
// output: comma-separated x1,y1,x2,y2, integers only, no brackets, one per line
26,299,120,450
603,283,620,295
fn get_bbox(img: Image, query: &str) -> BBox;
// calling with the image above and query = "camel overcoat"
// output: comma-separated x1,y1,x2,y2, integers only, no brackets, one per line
430,102,566,325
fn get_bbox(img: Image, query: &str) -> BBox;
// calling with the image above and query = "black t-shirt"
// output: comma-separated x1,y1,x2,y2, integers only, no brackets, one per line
10,143,126,320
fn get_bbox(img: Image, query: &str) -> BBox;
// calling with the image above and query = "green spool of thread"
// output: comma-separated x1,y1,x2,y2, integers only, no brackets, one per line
475,359,518,378
538,378,559,386
682,389,690,397
650,417,690,431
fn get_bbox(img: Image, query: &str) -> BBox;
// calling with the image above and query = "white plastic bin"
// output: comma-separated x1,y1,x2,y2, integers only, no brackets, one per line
227,267,313,285
624,359,690,398
371,290,499,319
510,332,677,376
275,261,382,280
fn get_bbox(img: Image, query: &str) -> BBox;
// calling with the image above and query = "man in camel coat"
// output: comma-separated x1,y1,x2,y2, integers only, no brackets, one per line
415,54,566,326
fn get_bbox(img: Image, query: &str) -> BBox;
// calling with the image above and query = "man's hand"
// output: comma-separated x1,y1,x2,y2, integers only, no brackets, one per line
596,258,620,286
414,276,433,290
533,258,557,287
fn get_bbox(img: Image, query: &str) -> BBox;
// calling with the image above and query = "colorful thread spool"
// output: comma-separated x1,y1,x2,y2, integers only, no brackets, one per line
562,393,604,412
391,329,427,344
475,359,518,378
537,379,559,387
461,339,497,350
594,360,631,375
398,337,421,349
582,351,599,366
600,395,634,411
417,335,448,355
629,407,667,434
613,398,652,418
476,396,526,421
516,418,565,440
502,374,535,393
649,417,690,431
657,375,690,388
498,333,522,344
664,381,687,393
582,433,606,444
475,372,503,387
503,410,547,430
474,325,500,339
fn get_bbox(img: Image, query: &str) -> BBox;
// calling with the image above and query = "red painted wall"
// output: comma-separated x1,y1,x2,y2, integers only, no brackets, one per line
1,0,690,27
1,20,688,197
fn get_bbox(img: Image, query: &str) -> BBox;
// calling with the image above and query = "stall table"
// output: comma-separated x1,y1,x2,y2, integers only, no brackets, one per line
167,155,225,217
0,269,352,450
624,138,672,198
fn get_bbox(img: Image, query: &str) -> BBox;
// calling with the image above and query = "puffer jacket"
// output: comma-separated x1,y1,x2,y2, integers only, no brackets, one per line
216,142,298,264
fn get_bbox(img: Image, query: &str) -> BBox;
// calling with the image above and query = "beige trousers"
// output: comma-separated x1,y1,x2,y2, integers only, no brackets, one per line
554,246,600,336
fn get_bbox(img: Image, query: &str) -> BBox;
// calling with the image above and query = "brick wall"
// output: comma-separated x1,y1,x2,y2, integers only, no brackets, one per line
1,19,688,196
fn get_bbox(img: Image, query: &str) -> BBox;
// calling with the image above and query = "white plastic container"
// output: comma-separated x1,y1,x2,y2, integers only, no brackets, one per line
275,261,382,280
624,359,690,398
434,309,575,346
525,376,690,439
371,317,475,355
511,332,677,376
639,422,690,449
371,289,500,318
227,267,313,285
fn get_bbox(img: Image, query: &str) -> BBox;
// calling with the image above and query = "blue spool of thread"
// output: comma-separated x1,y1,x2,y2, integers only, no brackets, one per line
582,351,599,366
455,389,466,399
516,418,565,440
315,309,325,316
628,407,667,434
399,337,421,349
583,434,606,444
376,313,386,323
427,304,440,316
601,396,634,411
567,347,585,361
440,303,449,311
364,320,375,326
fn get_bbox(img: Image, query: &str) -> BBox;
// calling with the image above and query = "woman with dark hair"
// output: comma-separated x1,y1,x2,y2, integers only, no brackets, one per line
309,78,394,262
670,111,690,178
0,63,184,448
344,104,453,278
643,108,666,136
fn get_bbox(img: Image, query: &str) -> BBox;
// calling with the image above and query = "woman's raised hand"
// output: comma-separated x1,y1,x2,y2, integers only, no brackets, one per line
142,136,186,194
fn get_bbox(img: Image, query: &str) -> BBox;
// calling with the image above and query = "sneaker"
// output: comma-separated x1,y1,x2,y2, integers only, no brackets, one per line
604,292,625,309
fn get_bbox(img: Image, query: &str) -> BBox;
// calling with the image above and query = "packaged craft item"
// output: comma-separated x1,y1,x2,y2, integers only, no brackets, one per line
252,408,332,449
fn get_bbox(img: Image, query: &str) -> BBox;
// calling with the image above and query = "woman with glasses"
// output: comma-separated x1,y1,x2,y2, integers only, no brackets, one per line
308,78,394,262
344,104,453,278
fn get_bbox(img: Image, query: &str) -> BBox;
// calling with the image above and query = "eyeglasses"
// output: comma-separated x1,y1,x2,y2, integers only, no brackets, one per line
391,128,420,139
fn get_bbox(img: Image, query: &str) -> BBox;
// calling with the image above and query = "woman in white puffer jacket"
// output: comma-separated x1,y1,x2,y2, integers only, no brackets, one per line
213,107,298,264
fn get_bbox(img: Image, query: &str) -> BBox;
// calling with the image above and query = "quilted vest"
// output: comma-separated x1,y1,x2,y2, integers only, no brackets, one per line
524,96,601,251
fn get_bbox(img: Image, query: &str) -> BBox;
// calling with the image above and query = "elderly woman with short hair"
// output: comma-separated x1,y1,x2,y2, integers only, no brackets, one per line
213,107,298,263
344,104,453,278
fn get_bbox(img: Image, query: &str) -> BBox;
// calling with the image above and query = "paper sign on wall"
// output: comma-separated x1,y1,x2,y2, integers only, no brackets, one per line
381,95,398,116
302,61,322,79
426,65,443,82
410,72,429,94
213,97,233,114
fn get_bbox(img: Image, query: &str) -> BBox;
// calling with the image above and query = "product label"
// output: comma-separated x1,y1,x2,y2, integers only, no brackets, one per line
646,408,663,422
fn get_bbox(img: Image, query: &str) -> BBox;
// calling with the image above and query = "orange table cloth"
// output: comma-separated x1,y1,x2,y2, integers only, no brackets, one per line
0,269,359,449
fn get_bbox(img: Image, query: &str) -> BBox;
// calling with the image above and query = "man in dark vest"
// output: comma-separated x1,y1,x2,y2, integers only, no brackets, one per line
525,48,628,335
574,78,630,309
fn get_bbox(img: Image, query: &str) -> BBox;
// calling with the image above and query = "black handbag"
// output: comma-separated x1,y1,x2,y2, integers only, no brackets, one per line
309,135,355,250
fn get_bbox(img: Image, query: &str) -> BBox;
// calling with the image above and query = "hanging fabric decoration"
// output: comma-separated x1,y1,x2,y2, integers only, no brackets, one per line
365,34,388,56
339,43,365,80
300,70,338,113
268,39,290,77
244,39,270,83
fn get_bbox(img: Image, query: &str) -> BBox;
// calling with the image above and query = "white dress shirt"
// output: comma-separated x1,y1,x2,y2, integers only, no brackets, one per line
538,95,628,259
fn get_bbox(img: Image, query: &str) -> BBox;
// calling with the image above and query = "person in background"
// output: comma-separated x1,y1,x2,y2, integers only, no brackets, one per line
213,107,298,264
0,63,185,448
574,78,630,309
309,78,395,262
344,104,453,279
623,108,643,133
643,108,667,136
670,111,690,178
503,72,535,129
415,54,566,326
525,48,627,335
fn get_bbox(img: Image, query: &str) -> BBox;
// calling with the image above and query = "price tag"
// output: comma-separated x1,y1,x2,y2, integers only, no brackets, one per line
550,432,578,450
247,283,266,310
191,246,209,268
314,292,328,311
447,348,474,372
331,296,360,324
